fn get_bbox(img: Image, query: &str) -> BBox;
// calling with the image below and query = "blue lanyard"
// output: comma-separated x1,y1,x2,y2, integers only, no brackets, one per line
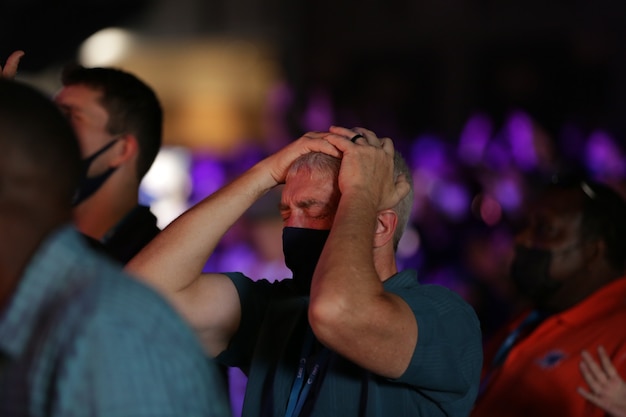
491,310,546,368
284,328,330,417
478,310,547,398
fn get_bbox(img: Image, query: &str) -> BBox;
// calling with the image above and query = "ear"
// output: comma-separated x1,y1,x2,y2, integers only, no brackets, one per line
373,209,398,249
108,134,138,168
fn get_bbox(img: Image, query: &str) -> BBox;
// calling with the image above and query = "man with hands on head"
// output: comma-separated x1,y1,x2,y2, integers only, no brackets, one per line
127,126,483,417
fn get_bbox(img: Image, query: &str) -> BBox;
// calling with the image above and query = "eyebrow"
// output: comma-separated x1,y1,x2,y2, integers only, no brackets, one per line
279,199,328,211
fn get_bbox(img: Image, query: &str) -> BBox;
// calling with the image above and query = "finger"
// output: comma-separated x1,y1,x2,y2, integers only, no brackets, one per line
577,386,595,402
577,386,607,410
329,125,382,147
352,127,383,147
302,131,329,139
307,139,342,159
292,133,343,159
577,387,614,414
597,346,619,379
328,125,357,139
380,137,396,155
582,350,608,383
395,174,412,201
580,360,606,396
2,50,25,78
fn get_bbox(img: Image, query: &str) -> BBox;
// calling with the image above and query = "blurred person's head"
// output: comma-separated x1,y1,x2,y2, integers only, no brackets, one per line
0,78,81,307
53,65,163,240
510,179,626,313
54,65,162,206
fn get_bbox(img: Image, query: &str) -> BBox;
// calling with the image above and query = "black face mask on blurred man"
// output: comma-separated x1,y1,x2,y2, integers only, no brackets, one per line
72,139,120,206
509,243,581,308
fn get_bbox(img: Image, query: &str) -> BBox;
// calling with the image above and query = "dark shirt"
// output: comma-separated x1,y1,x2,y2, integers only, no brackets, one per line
101,204,160,265
218,269,483,417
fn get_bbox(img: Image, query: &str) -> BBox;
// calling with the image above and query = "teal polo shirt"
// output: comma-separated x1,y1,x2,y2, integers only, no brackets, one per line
218,269,482,417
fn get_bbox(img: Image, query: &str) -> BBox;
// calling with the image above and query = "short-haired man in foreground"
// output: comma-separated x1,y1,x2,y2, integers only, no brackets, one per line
127,126,483,416
0,78,230,416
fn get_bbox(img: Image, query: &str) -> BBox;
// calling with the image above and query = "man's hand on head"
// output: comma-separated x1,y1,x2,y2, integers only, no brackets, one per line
263,131,343,185
1,51,25,79
326,125,411,211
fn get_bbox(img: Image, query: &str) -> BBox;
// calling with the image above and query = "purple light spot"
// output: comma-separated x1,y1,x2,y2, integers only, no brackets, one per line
410,135,452,176
189,155,226,204
458,112,493,165
431,181,470,221
507,110,537,170
302,88,333,131
483,139,513,171
493,177,522,211
397,227,421,258
585,130,626,179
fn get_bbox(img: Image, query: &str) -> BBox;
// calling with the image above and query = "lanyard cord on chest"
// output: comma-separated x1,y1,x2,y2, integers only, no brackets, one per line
284,327,331,417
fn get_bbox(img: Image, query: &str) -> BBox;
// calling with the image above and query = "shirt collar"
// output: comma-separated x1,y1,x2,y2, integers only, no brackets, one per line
383,269,419,291
0,225,87,359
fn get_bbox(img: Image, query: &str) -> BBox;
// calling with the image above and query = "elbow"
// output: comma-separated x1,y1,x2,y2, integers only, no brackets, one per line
308,293,348,346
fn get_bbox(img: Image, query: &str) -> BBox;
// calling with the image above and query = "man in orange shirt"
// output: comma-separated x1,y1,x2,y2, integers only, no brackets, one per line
472,179,626,417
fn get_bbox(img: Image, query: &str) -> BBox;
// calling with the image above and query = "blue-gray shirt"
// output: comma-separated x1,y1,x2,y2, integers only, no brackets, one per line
0,225,230,417
218,269,483,417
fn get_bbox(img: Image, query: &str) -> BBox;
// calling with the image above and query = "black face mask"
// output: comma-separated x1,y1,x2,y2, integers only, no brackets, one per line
509,245,563,306
282,227,330,295
72,139,120,206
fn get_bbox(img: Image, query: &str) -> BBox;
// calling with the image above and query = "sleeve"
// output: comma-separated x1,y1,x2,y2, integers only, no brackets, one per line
54,307,231,416
215,272,278,371
394,284,483,401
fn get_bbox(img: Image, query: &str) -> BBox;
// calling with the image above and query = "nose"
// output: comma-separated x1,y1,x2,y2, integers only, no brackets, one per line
284,212,306,228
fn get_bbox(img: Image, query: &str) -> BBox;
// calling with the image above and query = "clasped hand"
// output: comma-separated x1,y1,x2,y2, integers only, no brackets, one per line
326,125,411,212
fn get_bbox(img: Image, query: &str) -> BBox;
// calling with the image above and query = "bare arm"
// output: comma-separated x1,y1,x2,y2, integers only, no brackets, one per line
126,133,342,356
309,126,414,379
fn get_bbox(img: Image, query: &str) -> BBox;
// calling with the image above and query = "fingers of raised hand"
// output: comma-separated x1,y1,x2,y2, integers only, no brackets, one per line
395,173,412,200
354,127,383,147
597,346,620,379
580,359,605,395
1,50,25,78
329,125,382,147
294,131,342,158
